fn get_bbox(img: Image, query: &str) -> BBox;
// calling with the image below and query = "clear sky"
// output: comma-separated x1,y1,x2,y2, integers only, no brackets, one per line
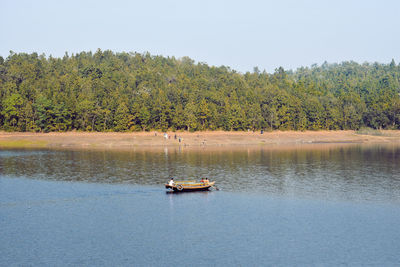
1,0,399,73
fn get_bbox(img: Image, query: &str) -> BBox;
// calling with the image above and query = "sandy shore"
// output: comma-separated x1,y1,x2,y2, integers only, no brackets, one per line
0,130,399,149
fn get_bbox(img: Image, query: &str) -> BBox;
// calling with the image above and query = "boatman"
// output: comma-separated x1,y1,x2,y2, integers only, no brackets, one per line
169,177,175,186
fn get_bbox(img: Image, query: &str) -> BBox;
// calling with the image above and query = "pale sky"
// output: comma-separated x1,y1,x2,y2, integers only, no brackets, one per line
1,0,399,72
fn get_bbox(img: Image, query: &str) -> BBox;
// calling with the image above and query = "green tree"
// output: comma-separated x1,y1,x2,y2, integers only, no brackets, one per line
184,101,198,132
76,99,95,131
1,51,400,132
34,96,54,132
2,93,24,130
113,102,132,131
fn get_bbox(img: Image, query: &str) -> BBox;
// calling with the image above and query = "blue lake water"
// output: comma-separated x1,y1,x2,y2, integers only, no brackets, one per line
1,144,400,266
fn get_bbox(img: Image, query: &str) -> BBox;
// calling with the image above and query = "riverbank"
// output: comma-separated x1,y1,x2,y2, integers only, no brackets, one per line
0,130,399,149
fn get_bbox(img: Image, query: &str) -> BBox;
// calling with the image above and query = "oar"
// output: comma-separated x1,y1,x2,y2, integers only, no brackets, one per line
212,185,220,191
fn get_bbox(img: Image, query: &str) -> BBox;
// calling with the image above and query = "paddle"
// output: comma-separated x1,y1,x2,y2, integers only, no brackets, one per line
212,185,220,191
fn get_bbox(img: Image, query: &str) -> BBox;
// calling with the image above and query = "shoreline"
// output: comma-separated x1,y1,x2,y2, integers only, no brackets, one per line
0,130,399,150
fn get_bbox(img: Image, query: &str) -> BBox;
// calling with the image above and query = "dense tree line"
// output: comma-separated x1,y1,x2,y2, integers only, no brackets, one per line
0,50,399,132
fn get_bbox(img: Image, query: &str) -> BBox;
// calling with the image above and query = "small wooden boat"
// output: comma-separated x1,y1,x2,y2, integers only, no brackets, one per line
165,180,215,192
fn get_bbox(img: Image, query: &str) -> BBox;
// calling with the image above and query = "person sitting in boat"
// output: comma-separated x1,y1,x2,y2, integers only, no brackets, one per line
169,178,175,186
204,177,209,184
200,178,205,184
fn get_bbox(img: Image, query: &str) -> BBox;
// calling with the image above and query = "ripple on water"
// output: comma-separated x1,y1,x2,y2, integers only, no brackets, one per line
0,144,399,203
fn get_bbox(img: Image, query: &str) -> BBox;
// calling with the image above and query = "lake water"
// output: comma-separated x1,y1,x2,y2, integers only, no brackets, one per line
1,144,400,266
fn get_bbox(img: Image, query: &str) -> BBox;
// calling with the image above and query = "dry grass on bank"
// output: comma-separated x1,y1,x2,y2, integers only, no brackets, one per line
0,130,399,150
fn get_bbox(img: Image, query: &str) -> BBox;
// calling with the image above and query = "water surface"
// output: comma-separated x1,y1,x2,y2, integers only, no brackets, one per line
1,144,399,266
1,144,399,202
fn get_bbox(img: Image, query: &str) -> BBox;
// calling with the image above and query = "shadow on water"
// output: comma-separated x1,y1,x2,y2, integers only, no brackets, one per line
165,190,213,195
1,143,399,202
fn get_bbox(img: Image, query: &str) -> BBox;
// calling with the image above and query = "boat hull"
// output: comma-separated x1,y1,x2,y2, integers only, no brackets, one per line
165,181,215,192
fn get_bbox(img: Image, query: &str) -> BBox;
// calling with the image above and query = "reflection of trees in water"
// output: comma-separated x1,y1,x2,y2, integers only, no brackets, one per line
1,145,399,201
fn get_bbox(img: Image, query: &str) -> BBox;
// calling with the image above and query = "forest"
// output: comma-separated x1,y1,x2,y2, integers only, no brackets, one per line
0,50,399,132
